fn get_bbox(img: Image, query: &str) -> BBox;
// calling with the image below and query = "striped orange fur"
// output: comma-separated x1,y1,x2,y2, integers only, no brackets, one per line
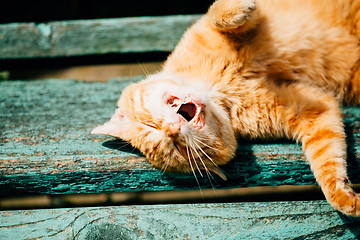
92,0,360,216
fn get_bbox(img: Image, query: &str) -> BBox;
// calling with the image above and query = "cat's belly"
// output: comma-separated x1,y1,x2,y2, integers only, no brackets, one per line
253,0,360,99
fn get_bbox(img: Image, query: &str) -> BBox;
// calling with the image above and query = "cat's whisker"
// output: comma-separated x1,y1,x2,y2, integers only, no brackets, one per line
189,140,216,189
186,137,205,177
161,144,180,174
190,139,219,190
137,61,150,76
188,141,204,177
193,137,219,152
160,158,171,175
129,146,138,154
138,120,158,129
116,141,138,154
186,145,203,195
192,135,210,141
192,139,220,170
204,168,217,191
189,140,209,174
193,136,220,152
114,142,132,151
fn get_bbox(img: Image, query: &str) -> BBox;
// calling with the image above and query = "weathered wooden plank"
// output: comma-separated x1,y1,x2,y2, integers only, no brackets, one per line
0,15,201,59
1,78,360,196
0,201,359,239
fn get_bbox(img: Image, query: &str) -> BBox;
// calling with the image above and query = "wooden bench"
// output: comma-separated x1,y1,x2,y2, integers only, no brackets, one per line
1,15,360,239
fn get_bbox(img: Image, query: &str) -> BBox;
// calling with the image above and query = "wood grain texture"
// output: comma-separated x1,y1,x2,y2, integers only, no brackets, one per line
0,15,201,59
0,201,359,239
1,77,360,196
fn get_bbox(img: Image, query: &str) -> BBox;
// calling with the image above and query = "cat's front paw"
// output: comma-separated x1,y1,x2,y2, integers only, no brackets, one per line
326,179,360,216
209,0,256,30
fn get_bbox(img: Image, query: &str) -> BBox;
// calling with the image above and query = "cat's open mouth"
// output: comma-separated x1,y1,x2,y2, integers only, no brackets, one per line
177,102,197,122
166,94,205,129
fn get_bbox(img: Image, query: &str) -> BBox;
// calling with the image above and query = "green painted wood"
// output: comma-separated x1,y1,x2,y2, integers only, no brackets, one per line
1,78,360,196
0,15,201,59
0,201,359,239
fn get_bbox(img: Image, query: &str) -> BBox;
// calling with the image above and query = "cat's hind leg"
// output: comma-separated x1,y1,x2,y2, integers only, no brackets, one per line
208,0,258,32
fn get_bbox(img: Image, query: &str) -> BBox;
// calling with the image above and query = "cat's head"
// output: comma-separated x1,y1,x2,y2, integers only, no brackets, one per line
91,72,236,180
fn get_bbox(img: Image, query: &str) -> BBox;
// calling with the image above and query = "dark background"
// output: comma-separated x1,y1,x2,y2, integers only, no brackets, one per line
0,0,214,70
1,0,213,23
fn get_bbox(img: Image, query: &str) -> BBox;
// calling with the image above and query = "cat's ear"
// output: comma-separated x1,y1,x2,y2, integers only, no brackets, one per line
91,109,126,138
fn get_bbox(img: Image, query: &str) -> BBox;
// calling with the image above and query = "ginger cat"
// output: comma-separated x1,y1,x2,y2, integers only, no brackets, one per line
92,0,360,216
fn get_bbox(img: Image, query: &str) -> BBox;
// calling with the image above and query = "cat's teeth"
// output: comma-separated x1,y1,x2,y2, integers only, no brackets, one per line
174,103,182,113
170,98,182,107
189,103,205,129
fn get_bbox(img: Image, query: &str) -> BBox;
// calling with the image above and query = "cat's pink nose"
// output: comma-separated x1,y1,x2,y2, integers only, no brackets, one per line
163,93,181,107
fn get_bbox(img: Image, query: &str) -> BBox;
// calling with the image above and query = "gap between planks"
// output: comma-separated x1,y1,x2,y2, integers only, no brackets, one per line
7,62,163,81
2,184,360,210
